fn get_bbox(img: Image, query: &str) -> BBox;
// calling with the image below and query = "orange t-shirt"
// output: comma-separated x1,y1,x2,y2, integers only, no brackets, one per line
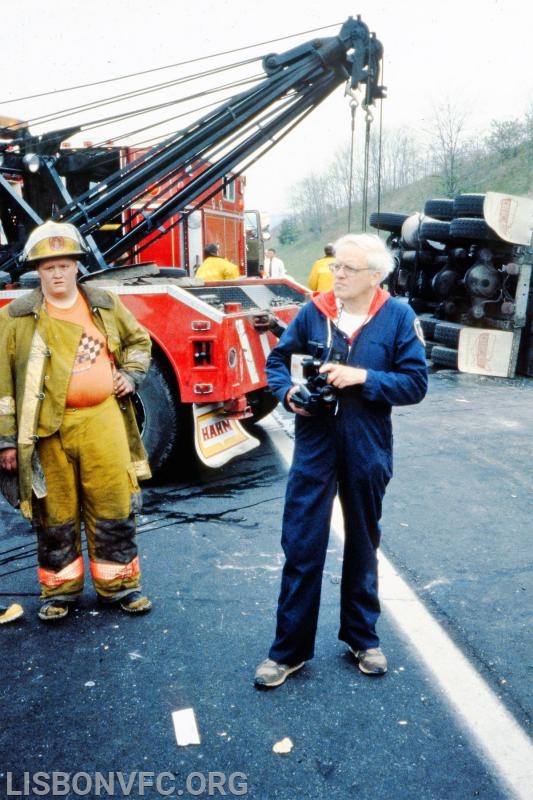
46,292,115,407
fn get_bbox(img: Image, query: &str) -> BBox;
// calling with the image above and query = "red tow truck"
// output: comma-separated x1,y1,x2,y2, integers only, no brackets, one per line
0,16,385,476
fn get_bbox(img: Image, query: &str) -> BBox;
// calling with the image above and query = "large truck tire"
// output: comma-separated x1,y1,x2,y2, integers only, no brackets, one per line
434,321,463,348
369,211,409,233
246,387,278,424
423,198,455,220
453,193,486,218
430,345,459,369
419,220,452,242
133,357,190,479
450,217,498,241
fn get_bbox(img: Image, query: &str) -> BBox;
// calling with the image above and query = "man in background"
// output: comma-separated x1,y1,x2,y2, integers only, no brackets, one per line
263,247,286,278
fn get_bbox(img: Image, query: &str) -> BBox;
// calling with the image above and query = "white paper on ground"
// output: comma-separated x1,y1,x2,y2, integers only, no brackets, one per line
171,708,201,746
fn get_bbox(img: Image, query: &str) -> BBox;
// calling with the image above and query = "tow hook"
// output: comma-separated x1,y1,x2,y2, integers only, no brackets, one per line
253,312,287,339
223,397,253,418
252,312,271,331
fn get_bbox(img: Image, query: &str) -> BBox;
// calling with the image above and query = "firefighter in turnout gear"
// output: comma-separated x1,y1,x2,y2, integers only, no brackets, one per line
307,243,335,293
0,221,153,621
196,243,240,280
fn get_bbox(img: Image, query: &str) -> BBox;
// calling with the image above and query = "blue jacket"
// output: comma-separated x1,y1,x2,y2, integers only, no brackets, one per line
266,288,428,414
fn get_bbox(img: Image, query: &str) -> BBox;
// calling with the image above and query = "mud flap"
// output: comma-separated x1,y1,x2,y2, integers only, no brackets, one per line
458,328,516,377
484,192,533,245
192,403,260,468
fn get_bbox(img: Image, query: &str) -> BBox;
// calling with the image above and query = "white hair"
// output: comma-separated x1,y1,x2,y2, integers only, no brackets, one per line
333,233,394,281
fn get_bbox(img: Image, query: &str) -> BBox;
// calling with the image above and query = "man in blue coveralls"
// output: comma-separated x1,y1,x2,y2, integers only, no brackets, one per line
254,232,428,688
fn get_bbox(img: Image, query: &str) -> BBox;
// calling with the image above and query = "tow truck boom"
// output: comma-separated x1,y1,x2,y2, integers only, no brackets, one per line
0,16,384,275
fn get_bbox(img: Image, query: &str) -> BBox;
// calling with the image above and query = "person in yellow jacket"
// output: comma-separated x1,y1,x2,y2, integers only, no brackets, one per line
0,221,153,622
196,243,240,280
307,243,335,292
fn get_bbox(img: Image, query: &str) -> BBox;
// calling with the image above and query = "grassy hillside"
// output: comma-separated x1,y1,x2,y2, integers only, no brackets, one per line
272,147,533,286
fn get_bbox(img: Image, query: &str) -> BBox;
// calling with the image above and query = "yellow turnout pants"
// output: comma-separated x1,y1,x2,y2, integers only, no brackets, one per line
34,395,143,601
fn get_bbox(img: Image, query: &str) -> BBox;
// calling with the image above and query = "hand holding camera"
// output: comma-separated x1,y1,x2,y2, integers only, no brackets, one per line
289,356,339,415
288,353,367,415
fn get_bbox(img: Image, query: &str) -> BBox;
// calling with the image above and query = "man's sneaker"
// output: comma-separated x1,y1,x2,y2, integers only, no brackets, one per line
119,592,152,614
38,599,70,622
349,646,387,675
0,603,24,624
254,658,305,688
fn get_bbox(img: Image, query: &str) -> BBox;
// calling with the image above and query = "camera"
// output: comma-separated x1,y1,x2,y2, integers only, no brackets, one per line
290,355,339,415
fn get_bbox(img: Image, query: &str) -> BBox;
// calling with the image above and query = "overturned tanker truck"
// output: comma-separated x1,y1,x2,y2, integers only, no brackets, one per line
371,191,533,379
0,16,385,477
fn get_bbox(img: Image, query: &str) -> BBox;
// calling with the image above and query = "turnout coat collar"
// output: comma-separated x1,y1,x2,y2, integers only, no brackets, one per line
6,284,115,317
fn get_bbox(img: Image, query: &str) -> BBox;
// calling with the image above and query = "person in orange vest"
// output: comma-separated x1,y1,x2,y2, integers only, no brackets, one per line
307,243,335,292
196,243,240,280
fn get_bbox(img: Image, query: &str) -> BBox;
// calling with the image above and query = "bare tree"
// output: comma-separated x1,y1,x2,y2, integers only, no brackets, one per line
326,153,353,210
431,100,469,196
289,173,331,233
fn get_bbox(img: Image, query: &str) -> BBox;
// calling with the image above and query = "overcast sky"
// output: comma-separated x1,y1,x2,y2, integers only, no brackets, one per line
2,0,532,213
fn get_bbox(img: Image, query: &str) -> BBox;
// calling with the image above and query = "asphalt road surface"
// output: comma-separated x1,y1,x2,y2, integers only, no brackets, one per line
0,371,532,800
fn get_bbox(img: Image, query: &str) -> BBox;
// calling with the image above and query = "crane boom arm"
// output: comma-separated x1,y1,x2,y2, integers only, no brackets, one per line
0,16,384,275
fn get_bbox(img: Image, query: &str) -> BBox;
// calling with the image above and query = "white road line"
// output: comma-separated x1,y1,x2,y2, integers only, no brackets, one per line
264,417,533,800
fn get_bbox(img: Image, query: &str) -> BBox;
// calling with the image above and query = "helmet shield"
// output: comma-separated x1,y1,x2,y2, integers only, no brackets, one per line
22,221,88,264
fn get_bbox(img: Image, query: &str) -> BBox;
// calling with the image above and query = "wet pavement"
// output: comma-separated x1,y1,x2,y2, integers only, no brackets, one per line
0,370,532,799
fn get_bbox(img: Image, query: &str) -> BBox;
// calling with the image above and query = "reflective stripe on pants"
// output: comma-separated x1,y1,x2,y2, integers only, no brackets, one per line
34,395,142,600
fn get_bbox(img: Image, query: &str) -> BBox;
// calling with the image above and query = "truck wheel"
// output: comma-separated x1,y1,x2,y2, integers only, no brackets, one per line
245,388,278,425
434,322,462,348
418,315,438,340
132,359,190,479
369,211,409,233
453,193,485,218
423,198,455,220
419,220,452,242
430,345,458,369
449,217,497,241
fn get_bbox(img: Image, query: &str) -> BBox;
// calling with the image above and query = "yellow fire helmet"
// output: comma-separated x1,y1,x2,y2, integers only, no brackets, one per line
21,220,89,264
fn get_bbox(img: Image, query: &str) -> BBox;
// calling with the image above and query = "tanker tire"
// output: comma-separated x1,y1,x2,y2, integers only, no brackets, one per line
419,220,451,242
369,211,409,233
418,315,438,340
450,217,498,241
245,388,278,425
434,322,462,348
133,358,191,480
430,345,459,369
423,198,455,220
452,193,485,218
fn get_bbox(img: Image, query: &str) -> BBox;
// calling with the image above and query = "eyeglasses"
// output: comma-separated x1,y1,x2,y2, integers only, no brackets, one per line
328,262,372,276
